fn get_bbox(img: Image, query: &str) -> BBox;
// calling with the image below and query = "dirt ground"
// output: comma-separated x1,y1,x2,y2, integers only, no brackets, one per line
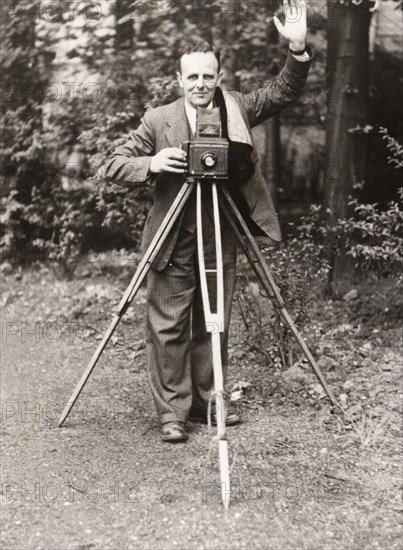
1,257,402,550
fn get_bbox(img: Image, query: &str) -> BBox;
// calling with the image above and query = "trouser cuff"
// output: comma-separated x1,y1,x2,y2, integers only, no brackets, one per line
160,411,188,425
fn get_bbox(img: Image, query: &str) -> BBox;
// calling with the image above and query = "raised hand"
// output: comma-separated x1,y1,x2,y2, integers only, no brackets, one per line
273,0,307,50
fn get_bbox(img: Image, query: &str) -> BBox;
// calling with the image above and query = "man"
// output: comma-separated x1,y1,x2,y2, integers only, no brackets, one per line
101,0,312,442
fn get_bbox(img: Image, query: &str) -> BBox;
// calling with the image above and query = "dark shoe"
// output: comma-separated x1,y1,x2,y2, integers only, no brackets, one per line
160,421,189,443
189,403,241,426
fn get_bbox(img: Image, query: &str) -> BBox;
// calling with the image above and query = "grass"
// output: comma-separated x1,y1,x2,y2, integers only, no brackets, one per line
348,409,396,451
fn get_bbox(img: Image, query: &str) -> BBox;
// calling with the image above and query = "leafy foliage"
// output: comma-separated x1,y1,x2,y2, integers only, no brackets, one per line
1,0,402,279
237,238,329,369
298,130,403,278
341,199,403,275
380,127,403,170
0,2,151,273
341,130,403,275
0,1,51,259
237,129,402,366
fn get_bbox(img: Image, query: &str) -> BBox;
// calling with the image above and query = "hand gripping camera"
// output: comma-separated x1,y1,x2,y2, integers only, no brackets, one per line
182,107,229,180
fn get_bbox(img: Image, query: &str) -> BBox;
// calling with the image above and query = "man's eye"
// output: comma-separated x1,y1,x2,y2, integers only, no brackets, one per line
205,76,214,80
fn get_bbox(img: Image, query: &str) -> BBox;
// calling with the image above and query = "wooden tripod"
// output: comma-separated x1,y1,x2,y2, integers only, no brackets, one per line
58,176,340,509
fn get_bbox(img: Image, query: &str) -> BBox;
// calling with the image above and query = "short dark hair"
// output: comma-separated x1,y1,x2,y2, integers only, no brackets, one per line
178,39,221,73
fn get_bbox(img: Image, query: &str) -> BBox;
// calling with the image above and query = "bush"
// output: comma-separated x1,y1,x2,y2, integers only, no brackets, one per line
0,102,51,262
341,194,403,276
295,130,403,280
0,102,152,277
236,236,329,370
236,130,403,366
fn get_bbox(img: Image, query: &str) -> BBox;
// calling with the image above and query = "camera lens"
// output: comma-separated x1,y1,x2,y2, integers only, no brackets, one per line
201,152,217,168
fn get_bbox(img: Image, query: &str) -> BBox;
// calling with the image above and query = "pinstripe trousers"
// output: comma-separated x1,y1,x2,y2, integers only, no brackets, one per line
146,192,238,424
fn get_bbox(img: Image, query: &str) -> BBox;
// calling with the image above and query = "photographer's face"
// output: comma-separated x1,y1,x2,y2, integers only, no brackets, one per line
177,52,222,109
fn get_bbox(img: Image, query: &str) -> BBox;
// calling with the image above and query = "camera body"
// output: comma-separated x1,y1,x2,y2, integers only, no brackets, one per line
183,138,229,179
182,106,229,180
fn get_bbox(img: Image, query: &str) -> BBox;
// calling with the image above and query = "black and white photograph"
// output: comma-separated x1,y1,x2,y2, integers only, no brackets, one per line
1,0,402,548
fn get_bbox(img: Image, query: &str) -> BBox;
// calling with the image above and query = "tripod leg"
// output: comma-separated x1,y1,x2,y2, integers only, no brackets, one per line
196,181,231,509
211,331,230,510
218,184,341,410
58,179,196,427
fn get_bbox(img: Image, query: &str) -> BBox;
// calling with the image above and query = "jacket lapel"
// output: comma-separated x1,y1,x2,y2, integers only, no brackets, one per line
224,93,253,146
165,99,190,148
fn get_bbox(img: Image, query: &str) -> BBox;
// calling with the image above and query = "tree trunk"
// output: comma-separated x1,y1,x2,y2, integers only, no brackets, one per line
264,16,282,206
114,0,134,51
263,116,281,206
1,0,37,113
324,0,372,296
221,0,241,91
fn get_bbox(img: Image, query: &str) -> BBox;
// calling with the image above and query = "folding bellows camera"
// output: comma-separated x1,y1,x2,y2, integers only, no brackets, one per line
182,107,229,180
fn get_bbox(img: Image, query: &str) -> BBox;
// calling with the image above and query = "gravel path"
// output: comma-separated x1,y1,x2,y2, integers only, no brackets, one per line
1,266,402,550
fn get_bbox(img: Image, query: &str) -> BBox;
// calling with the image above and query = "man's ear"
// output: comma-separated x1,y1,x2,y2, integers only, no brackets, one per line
217,71,224,87
176,71,184,89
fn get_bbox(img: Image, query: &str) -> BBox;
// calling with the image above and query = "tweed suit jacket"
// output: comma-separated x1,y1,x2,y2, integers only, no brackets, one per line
101,52,312,271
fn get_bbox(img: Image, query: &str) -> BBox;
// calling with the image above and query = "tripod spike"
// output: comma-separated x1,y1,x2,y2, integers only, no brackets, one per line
219,440,231,509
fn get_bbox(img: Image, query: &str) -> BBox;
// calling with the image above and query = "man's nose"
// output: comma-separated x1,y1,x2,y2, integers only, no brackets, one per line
196,77,205,89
